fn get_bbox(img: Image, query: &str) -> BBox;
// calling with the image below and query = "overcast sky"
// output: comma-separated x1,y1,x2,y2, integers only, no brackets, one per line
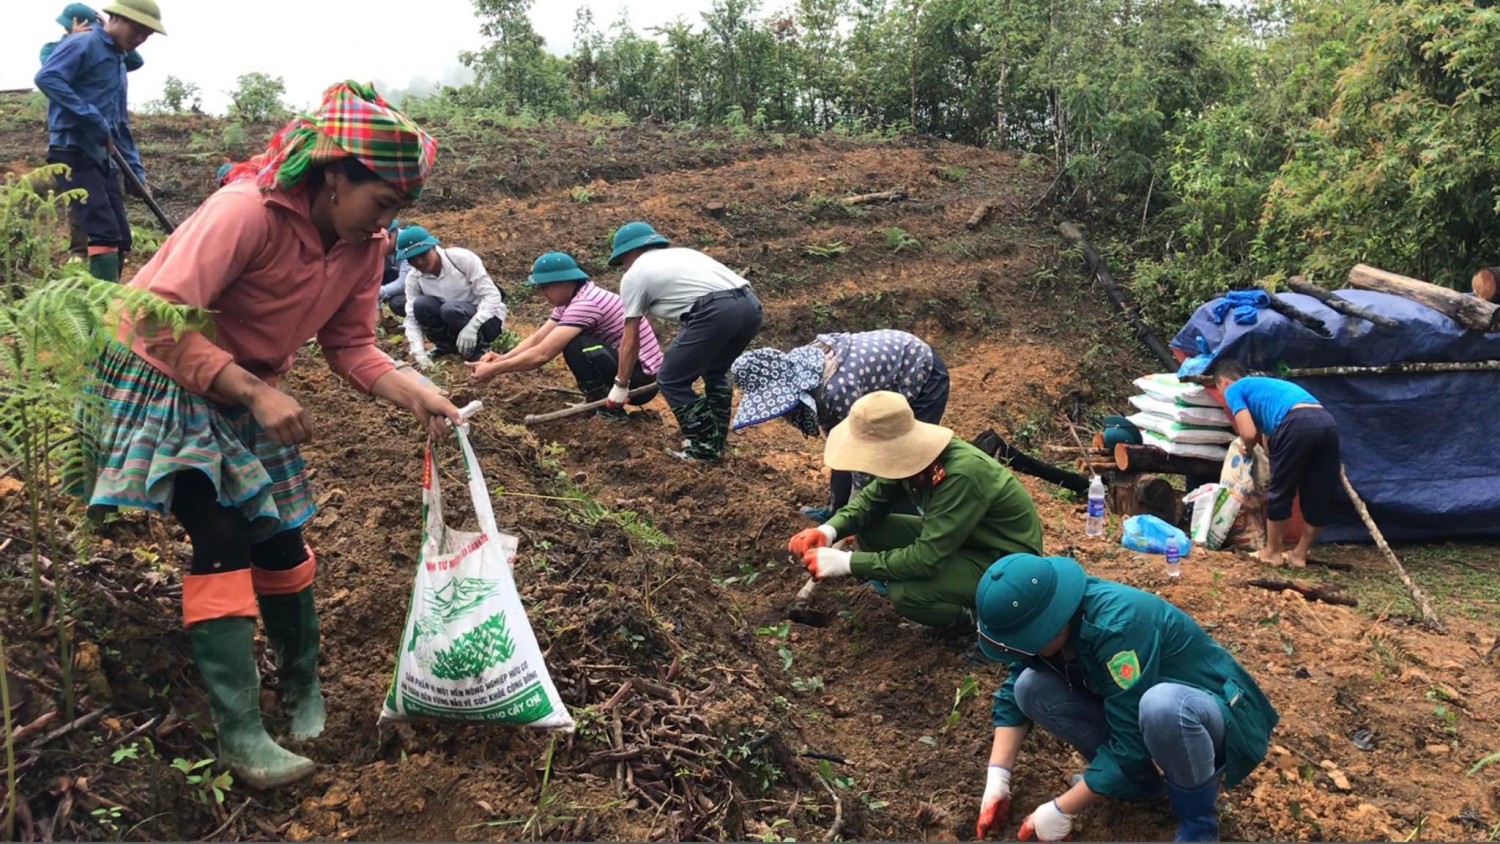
5,0,718,113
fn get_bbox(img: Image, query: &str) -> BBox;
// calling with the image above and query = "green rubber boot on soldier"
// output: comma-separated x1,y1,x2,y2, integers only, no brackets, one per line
671,397,723,462
257,588,328,740
188,617,316,788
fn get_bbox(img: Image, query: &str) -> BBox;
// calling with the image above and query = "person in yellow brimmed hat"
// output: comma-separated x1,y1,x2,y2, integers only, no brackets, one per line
75,81,454,790
785,391,1044,634
35,0,165,282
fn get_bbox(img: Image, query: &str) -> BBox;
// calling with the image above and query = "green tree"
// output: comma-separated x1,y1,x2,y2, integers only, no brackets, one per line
462,0,575,114
227,72,288,122
153,75,201,113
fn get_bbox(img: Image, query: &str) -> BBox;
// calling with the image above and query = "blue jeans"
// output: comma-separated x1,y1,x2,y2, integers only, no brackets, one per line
1012,667,1225,789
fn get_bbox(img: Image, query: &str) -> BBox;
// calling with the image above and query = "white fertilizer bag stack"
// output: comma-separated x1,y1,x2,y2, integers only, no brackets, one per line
1127,373,1235,462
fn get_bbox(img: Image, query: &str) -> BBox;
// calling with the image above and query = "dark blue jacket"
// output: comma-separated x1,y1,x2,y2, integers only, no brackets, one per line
34,27,144,182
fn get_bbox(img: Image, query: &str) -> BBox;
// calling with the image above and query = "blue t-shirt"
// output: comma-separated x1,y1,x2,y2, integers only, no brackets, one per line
1223,377,1319,435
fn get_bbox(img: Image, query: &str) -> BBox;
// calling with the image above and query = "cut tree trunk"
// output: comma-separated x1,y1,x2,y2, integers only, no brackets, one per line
841,189,908,206
1339,466,1445,632
1472,266,1500,303
1076,457,1119,475
1108,473,1183,524
1114,443,1222,479
971,429,1089,495
1243,579,1358,608
1284,277,1401,328
1347,264,1500,332
966,201,997,230
1058,222,1177,369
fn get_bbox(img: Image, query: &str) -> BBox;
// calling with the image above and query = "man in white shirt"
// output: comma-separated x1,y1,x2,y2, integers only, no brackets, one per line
605,221,762,462
395,226,507,367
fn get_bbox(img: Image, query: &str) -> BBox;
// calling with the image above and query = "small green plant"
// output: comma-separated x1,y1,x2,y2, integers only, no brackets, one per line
759,818,795,842
221,121,247,154
569,185,593,204
172,757,233,806
111,742,142,764
803,240,850,260
883,227,921,253
90,806,123,833
791,675,825,694
944,674,982,731
491,329,521,354
713,562,767,587
937,165,970,182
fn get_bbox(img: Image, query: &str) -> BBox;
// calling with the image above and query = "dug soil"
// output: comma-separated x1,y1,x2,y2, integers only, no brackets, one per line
1,105,1498,842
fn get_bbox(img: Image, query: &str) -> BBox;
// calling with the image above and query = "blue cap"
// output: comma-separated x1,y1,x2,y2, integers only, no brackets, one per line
395,225,439,262
975,554,1087,661
608,221,670,266
527,251,589,286
57,3,99,29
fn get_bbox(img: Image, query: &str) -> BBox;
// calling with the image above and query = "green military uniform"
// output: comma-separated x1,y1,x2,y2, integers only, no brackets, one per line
826,437,1043,627
988,575,1279,802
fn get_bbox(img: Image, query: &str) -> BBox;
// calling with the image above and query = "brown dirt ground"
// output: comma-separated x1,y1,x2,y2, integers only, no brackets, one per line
2,102,1499,842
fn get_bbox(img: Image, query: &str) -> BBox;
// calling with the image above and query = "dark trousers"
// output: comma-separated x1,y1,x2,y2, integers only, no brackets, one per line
563,333,658,404
410,295,503,359
828,351,951,510
48,146,131,253
170,470,307,576
657,287,763,410
1267,406,1341,525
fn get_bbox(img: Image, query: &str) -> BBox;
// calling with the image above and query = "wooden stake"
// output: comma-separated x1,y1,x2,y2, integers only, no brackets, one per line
1347,264,1500,332
1285,277,1401,328
1059,222,1177,369
522,384,659,426
1339,466,1444,632
840,188,908,206
965,201,997,230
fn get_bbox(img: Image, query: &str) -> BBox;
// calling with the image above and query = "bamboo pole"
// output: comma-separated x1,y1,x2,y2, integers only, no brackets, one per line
522,384,660,426
1284,277,1401,328
1059,222,1177,369
1339,466,1444,632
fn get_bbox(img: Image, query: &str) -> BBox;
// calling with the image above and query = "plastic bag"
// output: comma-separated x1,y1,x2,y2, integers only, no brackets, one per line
1140,430,1230,462
1128,394,1233,428
380,424,574,730
1128,412,1238,445
1222,444,1270,550
1122,514,1193,557
1132,373,1221,408
1182,483,1240,550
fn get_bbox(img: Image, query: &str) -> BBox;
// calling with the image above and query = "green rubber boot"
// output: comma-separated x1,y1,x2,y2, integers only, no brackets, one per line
257,588,327,740
188,617,316,789
87,252,120,282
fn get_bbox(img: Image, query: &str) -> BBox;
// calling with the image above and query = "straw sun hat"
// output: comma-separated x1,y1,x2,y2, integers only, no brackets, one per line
823,391,954,478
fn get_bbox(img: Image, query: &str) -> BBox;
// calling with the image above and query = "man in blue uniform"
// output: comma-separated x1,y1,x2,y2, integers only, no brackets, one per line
972,554,1278,842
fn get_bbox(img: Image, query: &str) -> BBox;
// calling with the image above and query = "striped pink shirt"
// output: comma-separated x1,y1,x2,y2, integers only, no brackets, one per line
550,281,664,374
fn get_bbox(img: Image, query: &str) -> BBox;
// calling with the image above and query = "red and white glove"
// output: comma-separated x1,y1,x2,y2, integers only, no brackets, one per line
974,765,1012,839
1018,800,1076,841
801,545,851,580
605,382,630,409
788,524,837,558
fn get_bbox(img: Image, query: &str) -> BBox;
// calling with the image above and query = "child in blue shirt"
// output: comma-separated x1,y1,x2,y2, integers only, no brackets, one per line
1213,361,1341,567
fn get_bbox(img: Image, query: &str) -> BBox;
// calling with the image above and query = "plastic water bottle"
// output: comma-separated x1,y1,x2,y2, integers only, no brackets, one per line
1165,537,1182,579
1085,475,1106,537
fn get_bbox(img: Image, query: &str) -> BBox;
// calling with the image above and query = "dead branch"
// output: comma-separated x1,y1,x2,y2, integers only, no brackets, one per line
1340,466,1444,632
1243,579,1358,608
816,774,844,842
841,188,908,206
966,201,997,230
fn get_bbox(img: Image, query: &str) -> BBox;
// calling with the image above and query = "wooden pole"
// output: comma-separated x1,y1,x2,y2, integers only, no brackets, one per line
1282,360,1500,378
1113,443,1222,478
522,384,659,426
1285,277,1401,328
1338,465,1444,632
1058,222,1177,369
1472,266,1500,303
966,201,997,230
1257,287,1331,337
1347,264,1500,332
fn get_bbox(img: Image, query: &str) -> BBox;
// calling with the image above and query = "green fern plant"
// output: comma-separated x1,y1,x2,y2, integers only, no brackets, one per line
0,166,202,715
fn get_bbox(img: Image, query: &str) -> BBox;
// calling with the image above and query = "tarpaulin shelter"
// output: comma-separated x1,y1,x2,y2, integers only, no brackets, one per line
1172,290,1500,543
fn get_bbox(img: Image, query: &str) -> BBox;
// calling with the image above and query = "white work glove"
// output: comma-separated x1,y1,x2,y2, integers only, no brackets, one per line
412,349,433,371
801,545,852,580
605,383,630,407
1021,800,1076,841
456,323,481,356
975,765,1013,839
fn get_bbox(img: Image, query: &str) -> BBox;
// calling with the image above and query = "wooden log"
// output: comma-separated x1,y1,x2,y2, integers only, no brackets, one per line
1076,457,1118,475
1108,473,1183,523
965,201,997,230
972,429,1089,495
1339,465,1444,632
1243,579,1358,608
523,384,660,426
841,188,908,206
1091,432,1106,450
1472,266,1500,303
1042,444,1110,456
1059,222,1177,369
1114,443,1222,479
1347,264,1500,332
1252,285,1331,337
1285,277,1401,328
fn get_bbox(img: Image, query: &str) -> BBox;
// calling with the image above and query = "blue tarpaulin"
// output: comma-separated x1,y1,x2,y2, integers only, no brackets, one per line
1173,290,1500,542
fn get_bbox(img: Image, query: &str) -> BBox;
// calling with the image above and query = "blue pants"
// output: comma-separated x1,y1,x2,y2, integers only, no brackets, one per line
1012,667,1225,790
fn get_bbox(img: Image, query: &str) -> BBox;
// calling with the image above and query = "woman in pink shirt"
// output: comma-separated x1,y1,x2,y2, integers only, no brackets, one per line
78,81,456,789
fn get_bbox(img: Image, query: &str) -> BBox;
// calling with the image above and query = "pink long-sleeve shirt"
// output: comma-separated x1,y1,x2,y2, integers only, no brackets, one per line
124,182,396,404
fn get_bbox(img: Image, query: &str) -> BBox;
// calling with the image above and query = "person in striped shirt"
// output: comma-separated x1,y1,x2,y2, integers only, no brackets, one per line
469,251,662,417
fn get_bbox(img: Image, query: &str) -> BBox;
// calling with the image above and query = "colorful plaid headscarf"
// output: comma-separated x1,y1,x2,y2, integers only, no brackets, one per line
250,81,438,198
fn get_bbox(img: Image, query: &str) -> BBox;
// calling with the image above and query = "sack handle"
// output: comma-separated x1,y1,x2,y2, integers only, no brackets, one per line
421,401,500,548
